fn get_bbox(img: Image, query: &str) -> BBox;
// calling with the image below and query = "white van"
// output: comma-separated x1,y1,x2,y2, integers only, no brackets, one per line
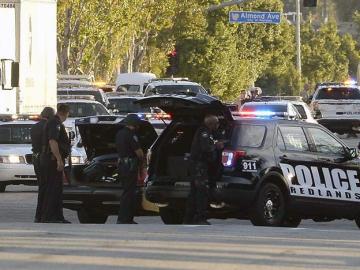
115,72,156,94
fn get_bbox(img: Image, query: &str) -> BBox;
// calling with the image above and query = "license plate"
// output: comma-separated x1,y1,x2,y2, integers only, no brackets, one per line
242,160,257,172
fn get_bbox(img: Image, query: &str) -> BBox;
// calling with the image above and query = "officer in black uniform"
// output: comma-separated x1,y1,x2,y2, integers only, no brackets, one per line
116,114,144,224
41,104,71,223
31,107,55,223
184,115,224,225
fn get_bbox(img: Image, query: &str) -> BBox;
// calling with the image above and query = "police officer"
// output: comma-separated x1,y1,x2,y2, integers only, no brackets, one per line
41,104,71,223
184,115,224,225
116,114,144,224
31,107,55,223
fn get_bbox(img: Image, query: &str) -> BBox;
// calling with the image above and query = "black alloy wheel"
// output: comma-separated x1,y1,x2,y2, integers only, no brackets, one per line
77,208,108,224
250,183,286,226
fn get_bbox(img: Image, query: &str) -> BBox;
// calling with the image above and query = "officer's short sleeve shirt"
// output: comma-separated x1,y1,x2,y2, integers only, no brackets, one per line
116,127,141,158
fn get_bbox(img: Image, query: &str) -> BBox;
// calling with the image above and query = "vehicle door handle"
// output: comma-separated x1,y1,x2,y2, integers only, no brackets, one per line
280,155,288,160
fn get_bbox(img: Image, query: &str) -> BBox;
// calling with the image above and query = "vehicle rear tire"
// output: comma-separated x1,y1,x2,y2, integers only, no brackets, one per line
77,208,108,224
0,184,6,192
282,216,301,227
250,183,286,226
159,207,184,224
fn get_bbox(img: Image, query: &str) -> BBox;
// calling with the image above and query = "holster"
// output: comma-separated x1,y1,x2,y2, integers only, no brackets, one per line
117,157,139,176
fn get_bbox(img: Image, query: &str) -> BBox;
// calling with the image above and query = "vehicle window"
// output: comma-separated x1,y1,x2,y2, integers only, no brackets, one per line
108,98,150,114
149,85,207,95
316,87,360,100
233,125,266,148
57,90,104,104
279,126,309,151
0,125,32,144
66,103,109,118
117,84,140,93
308,128,345,155
293,104,307,119
277,131,286,151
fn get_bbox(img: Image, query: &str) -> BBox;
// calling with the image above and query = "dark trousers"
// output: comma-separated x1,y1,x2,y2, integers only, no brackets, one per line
41,159,64,222
184,163,209,223
33,154,46,222
117,172,138,223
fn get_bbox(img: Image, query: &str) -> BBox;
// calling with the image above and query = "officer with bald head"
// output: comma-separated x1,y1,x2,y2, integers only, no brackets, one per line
184,114,224,225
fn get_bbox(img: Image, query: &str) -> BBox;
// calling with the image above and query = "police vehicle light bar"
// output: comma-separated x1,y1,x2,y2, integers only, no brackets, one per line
0,114,40,122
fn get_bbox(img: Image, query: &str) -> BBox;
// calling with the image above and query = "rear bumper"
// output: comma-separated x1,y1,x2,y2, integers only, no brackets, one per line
318,118,360,132
63,186,157,215
145,182,256,208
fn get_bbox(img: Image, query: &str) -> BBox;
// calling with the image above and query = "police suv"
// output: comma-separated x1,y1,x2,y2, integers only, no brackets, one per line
310,81,360,134
136,94,360,228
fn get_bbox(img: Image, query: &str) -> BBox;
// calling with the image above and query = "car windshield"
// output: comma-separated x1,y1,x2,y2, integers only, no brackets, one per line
117,84,141,93
241,104,287,112
148,84,206,95
65,102,109,118
316,87,360,100
58,90,105,104
0,125,32,144
108,98,151,114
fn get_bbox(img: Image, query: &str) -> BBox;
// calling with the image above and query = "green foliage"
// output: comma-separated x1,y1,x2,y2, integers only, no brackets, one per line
57,0,360,101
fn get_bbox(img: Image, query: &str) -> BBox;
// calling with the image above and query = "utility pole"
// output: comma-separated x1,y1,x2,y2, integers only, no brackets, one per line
296,0,302,95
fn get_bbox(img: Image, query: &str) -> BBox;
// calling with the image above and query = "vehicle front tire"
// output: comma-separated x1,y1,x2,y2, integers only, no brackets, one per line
250,183,286,226
159,207,184,225
77,208,108,224
0,184,6,192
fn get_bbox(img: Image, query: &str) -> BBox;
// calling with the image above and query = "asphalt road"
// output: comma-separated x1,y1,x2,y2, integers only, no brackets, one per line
0,136,359,270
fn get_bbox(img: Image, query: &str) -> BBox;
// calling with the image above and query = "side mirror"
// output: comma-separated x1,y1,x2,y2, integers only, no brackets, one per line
1,59,19,90
206,88,212,95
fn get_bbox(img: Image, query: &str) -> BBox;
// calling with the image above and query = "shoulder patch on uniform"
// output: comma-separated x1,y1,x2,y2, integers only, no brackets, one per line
201,132,209,138
56,125,61,131
133,135,139,142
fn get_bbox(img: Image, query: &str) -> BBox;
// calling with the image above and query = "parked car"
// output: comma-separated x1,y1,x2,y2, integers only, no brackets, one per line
144,78,208,97
0,118,84,192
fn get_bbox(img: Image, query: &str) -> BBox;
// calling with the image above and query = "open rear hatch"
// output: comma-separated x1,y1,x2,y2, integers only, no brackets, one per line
134,94,233,122
69,116,157,186
135,94,233,185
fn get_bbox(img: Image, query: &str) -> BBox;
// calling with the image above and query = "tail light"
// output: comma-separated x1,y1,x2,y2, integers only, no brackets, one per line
137,167,147,186
222,150,246,167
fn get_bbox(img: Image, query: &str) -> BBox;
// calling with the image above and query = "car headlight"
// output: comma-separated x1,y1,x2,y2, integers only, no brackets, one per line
0,155,26,164
71,156,83,164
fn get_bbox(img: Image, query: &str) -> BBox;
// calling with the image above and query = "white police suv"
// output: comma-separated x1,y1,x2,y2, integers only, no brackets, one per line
310,81,360,134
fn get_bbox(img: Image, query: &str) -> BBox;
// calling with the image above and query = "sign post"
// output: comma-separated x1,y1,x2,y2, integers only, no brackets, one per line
229,11,281,24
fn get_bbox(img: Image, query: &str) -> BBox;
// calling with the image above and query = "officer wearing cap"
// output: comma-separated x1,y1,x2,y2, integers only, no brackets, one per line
31,107,55,223
116,114,144,224
41,104,71,223
184,115,224,225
